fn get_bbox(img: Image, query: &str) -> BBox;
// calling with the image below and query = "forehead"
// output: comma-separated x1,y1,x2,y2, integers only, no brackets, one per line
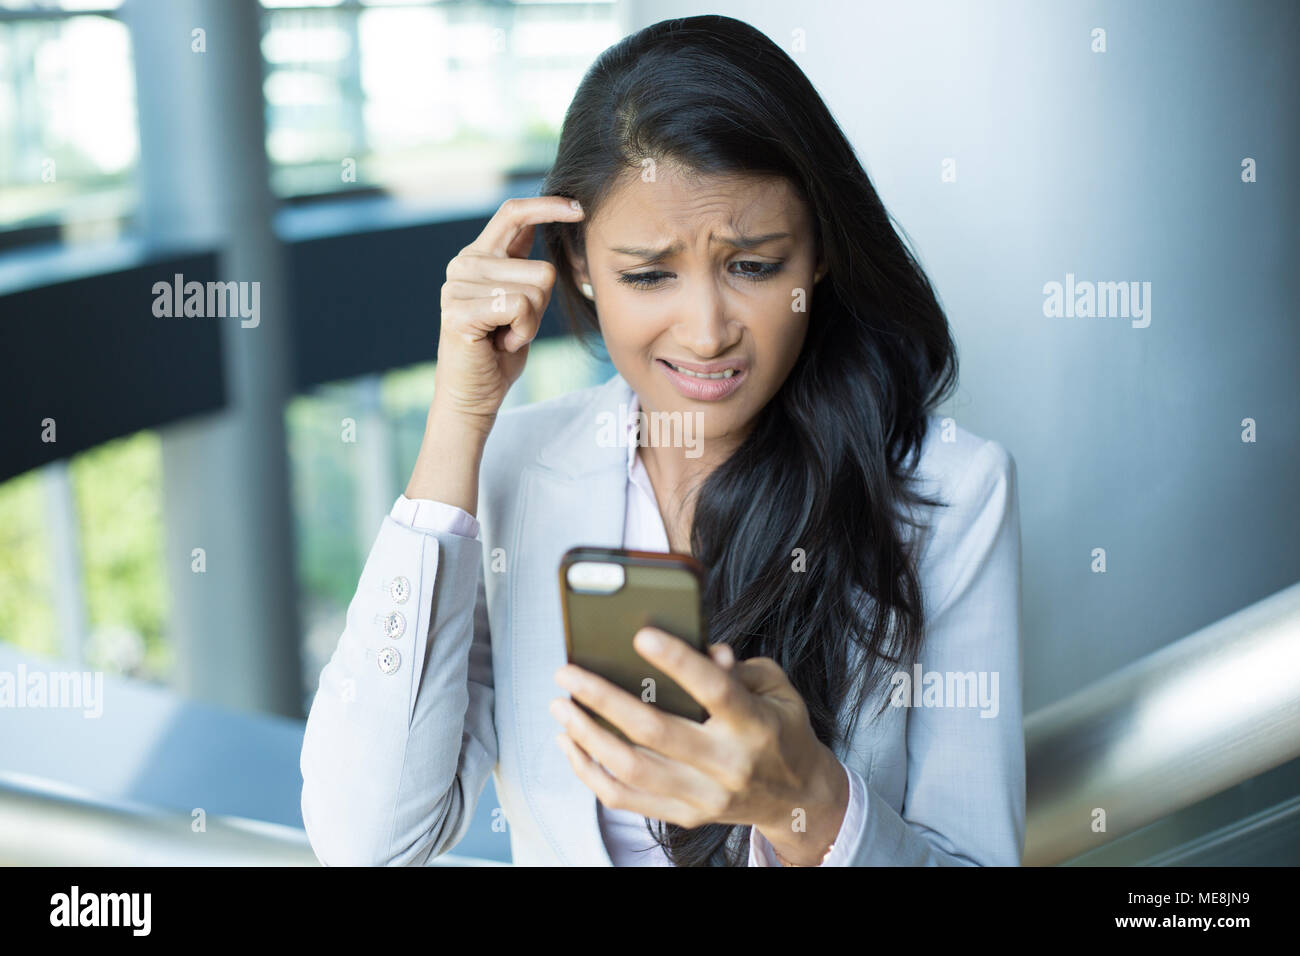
590,164,807,239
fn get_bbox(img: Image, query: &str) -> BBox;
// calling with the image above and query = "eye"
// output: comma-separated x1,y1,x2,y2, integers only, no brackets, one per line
730,260,783,281
617,270,671,288
616,261,784,289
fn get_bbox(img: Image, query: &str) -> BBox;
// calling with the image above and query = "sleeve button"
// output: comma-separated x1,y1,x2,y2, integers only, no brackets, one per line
378,647,401,674
382,610,406,640
389,576,411,604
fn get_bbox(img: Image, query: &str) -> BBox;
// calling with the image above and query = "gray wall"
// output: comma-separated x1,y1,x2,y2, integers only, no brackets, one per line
623,0,1300,710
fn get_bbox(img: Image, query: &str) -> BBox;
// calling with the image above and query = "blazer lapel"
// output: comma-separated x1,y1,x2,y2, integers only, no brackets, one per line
510,373,634,865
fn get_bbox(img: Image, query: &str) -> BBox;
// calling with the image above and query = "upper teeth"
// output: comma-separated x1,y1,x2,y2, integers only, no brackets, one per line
668,362,737,379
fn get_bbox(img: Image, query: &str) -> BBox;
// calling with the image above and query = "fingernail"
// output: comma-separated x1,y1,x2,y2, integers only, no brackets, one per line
569,199,582,212
636,628,664,652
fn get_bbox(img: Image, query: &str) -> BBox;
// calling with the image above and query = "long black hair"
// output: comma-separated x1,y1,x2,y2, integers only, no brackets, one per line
540,14,959,866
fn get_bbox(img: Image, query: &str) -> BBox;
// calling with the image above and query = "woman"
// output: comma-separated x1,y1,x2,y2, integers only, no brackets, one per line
300,14,1024,867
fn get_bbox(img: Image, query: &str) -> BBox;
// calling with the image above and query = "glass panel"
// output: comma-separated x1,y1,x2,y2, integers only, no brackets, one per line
0,469,57,658
260,0,618,202
0,429,167,682
0,3,122,11
0,14,138,239
69,430,168,680
286,379,366,699
287,335,614,695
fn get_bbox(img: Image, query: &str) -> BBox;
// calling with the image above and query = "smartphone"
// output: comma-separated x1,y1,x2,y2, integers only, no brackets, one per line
558,546,711,745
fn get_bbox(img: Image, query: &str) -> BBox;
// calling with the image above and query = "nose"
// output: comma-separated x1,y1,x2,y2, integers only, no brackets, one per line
671,276,740,358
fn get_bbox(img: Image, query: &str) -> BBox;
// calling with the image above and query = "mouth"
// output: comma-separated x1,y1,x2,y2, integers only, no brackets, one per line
657,358,746,378
656,358,747,400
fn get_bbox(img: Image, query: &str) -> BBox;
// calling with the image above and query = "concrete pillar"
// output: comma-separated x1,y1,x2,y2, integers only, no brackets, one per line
42,461,88,669
123,0,301,717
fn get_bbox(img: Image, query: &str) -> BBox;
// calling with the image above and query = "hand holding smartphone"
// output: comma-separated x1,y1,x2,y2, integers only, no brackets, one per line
558,547,711,745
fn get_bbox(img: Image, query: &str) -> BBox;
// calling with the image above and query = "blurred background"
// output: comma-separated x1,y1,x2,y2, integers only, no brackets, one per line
0,0,1296,866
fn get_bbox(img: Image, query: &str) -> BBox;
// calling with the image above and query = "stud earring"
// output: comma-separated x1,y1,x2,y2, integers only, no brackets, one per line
580,282,594,299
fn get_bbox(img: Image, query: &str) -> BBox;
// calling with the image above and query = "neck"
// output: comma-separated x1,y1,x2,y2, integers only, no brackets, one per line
636,416,752,548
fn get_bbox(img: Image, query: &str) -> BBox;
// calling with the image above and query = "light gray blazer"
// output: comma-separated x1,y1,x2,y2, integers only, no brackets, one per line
300,372,1025,866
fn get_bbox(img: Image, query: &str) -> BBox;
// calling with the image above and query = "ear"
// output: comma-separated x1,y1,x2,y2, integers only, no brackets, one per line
813,256,827,285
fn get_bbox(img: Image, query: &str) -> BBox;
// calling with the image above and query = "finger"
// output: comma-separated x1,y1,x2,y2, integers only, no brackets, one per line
446,254,556,289
555,733,705,826
551,695,716,800
708,643,735,670
443,290,542,352
468,196,584,260
633,627,752,722
730,656,797,699
443,279,545,329
553,663,725,771
506,221,538,264
554,731,729,829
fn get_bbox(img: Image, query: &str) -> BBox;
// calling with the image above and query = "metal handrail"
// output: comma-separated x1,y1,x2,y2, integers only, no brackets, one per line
4,582,1296,866
0,772,503,866
1024,580,1300,865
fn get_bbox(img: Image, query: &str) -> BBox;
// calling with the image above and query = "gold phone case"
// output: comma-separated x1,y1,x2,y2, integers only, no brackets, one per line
558,546,710,745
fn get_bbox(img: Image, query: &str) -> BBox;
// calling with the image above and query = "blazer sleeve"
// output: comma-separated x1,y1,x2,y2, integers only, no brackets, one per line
846,438,1025,866
299,504,496,866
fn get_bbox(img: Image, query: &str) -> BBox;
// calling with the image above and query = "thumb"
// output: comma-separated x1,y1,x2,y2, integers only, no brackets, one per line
732,656,795,698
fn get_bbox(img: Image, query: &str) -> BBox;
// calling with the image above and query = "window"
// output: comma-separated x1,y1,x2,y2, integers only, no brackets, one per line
0,0,619,244
0,1,138,245
0,429,169,681
260,0,619,203
287,336,613,708
0,0,621,710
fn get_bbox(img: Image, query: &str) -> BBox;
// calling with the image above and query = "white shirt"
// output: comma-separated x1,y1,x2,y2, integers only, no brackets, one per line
389,393,867,866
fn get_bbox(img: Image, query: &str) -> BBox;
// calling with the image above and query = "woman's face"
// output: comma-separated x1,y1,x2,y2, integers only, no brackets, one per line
574,163,824,452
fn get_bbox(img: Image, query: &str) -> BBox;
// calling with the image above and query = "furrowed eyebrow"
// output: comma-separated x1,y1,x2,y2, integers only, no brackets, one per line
608,231,791,260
